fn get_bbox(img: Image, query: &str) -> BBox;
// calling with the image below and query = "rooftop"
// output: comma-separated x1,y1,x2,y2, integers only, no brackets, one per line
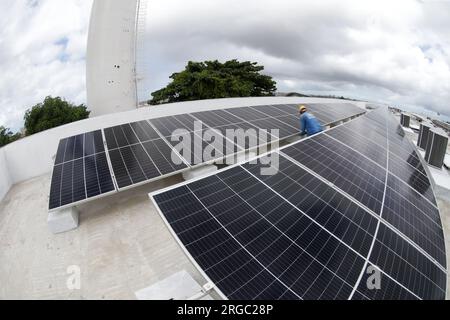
1,98,449,300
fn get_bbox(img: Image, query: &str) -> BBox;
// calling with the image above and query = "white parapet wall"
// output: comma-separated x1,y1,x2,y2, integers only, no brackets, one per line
0,148,12,201
0,97,367,202
86,0,139,117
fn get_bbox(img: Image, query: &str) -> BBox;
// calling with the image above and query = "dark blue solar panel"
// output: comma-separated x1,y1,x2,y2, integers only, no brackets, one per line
353,269,418,300
152,107,446,301
369,224,446,300
154,166,365,300
225,107,272,122
242,156,378,257
384,174,446,266
326,125,387,167
151,114,199,137
104,121,189,189
49,130,115,210
282,134,386,214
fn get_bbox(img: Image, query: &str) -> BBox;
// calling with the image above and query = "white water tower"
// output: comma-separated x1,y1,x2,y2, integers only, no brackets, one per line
86,0,147,117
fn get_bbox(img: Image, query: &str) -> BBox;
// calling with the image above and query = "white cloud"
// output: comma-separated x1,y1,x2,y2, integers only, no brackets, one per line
0,0,92,131
1,0,450,131
142,0,450,119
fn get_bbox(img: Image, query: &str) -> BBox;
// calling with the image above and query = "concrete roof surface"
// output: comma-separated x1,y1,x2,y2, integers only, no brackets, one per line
1,103,450,300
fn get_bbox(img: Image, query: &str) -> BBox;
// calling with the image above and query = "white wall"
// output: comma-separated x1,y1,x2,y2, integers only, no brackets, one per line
0,148,12,201
0,97,367,202
86,0,139,117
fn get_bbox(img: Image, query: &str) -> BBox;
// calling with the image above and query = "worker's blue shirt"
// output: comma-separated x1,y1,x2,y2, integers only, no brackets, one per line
300,112,323,136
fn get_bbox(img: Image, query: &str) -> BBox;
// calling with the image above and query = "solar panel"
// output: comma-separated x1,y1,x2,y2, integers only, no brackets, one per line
326,111,445,266
154,166,365,300
353,270,417,300
150,115,231,165
345,107,446,267
49,130,116,211
250,104,334,125
307,103,365,123
150,114,199,138
249,105,295,118
326,126,387,167
104,121,188,189
305,104,344,123
152,107,447,300
241,157,378,257
191,110,245,128
281,135,386,214
245,117,299,140
383,175,446,266
388,154,436,204
223,107,301,141
370,224,446,299
190,110,278,152
49,103,366,210
225,107,274,122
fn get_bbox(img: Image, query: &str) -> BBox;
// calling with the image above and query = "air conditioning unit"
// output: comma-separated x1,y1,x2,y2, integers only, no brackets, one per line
425,128,448,168
417,121,432,150
400,113,410,128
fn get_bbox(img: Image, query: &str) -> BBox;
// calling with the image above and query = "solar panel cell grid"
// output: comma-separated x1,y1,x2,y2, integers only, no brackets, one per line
54,139,67,165
155,170,365,300
225,107,273,122
346,117,387,138
151,114,199,137
191,110,240,128
305,104,343,119
250,105,294,118
241,157,378,257
369,224,446,300
104,121,189,189
55,131,104,165
245,117,298,140
388,157,436,204
50,103,366,211
108,144,171,189
282,136,386,214
354,271,418,300
143,139,188,174
49,130,116,210
151,115,245,164
151,107,447,300
387,174,441,226
130,121,160,142
383,186,446,267
275,115,303,130
326,126,388,167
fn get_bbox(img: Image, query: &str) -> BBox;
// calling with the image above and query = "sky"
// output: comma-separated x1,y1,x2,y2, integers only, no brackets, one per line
1,0,450,131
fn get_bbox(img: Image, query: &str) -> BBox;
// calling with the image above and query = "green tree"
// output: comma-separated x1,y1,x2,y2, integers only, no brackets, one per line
0,126,21,148
150,60,277,105
24,96,90,135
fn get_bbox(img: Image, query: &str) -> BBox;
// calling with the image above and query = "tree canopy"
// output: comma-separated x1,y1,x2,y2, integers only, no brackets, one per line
150,60,277,105
24,96,90,135
0,126,21,148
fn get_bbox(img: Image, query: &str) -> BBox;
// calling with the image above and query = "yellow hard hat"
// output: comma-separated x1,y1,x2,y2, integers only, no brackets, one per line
299,105,307,112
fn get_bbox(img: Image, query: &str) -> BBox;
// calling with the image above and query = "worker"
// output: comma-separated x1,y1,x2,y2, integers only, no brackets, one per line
299,105,323,136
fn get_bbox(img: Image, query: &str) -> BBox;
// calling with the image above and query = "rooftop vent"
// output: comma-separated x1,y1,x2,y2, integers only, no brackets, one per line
400,113,411,128
425,128,449,168
417,121,433,150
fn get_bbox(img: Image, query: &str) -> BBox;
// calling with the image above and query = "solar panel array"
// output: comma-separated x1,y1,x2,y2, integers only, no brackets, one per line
103,103,364,192
104,121,188,189
152,107,447,300
49,103,365,211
